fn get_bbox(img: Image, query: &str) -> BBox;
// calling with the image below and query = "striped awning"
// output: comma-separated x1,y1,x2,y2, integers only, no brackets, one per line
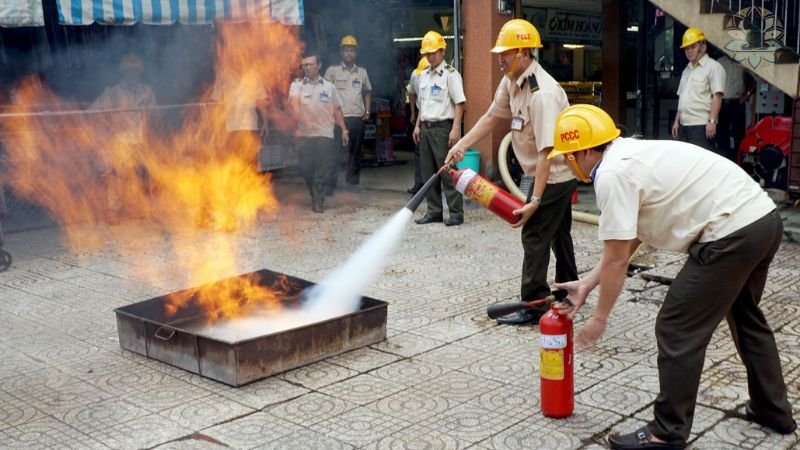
55,0,304,26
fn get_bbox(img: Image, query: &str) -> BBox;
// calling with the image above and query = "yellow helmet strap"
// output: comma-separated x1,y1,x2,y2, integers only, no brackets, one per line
566,153,591,183
505,49,523,77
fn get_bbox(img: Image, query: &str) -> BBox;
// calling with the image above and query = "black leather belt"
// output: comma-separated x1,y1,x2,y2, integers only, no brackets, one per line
421,120,453,128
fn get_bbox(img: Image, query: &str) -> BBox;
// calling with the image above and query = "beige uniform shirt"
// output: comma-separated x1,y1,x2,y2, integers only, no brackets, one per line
324,63,371,118
417,62,466,122
210,72,267,132
407,70,421,108
717,55,745,100
595,137,775,253
90,81,157,145
487,61,573,182
288,77,341,139
677,54,726,126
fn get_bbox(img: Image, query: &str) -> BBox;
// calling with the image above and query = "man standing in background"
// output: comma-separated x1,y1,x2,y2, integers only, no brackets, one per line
290,51,349,213
413,30,466,227
406,56,429,195
716,54,753,162
90,54,157,223
324,35,372,194
671,27,726,153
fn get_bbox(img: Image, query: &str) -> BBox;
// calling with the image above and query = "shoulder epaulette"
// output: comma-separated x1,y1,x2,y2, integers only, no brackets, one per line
527,73,539,93
446,65,456,73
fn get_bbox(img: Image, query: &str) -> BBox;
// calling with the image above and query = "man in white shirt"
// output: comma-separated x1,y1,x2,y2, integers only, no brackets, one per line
550,104,795,450
413,30,466,226
405,56,429,195
324,35,372,193
289,51,349,213
716,54,752,161
671,28,725,153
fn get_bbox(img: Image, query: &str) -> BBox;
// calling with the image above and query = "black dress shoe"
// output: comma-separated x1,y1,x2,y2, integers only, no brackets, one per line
745,403,798,434
445,217,463,226
415,214,443,225
607,426,684,449
312,200,324,213
407,184,423,194
496,309,545,325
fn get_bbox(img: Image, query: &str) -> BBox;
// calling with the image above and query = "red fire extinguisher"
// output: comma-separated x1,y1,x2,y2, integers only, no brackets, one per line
539,305,574,418
450,168,524,224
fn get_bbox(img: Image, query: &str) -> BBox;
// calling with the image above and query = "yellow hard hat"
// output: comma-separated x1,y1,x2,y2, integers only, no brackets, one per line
340,35,358,47
491,19,543,53
547,105,621,159
420,31,446,55
680,28,706,48
415,56,431,74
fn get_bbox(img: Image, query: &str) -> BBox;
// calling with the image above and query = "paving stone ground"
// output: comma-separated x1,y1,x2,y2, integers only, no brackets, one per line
0,175,798,449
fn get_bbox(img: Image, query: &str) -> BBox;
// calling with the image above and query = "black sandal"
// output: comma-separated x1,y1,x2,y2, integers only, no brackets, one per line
607,426,684,450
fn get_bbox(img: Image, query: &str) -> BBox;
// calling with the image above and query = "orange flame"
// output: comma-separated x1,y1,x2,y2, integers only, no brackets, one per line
0,21,304,322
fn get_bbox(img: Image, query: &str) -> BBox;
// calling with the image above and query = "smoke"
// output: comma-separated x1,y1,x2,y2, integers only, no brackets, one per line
198,208,413,341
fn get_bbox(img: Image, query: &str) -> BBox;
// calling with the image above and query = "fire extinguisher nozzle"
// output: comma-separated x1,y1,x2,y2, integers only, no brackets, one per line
404,173,440,213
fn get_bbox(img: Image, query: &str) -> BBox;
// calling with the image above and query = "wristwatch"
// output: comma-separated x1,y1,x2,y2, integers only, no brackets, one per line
530,195,542,205
708,118,718,124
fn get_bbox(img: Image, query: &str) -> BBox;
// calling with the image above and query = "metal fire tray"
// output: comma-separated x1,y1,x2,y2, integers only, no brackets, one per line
114,269,387,386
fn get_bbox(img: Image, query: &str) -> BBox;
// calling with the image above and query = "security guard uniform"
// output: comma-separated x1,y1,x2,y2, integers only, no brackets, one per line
324,62,371,187
417,61,466,221
488,60,577,310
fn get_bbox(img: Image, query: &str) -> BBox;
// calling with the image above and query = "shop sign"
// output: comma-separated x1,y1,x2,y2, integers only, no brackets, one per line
543,9,602,45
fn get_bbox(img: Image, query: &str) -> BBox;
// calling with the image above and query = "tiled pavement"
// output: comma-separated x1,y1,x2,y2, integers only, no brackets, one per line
0,167,799,449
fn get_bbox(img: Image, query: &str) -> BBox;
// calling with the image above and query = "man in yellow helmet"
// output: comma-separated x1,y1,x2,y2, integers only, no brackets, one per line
671,27,726,153
406,56,431,194
413,30,467,226
549,104,796,449
324,35,372,193
446,19,577,325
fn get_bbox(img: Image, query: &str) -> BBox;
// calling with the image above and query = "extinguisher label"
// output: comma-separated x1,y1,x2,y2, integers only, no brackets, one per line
465,178,496,209
540,349,565,380
454,168,477,193
540,333,567,349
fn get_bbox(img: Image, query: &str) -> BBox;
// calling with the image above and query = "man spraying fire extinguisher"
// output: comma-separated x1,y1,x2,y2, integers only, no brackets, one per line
550,104,796,450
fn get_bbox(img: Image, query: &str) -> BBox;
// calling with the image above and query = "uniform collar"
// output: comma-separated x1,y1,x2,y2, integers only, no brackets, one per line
428,61,447,76
691,53,710,68
340,62,359,72
514,59,538,88
302,76,324,85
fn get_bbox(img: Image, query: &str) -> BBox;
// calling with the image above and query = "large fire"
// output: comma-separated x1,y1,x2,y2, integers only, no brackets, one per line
0,21,304,322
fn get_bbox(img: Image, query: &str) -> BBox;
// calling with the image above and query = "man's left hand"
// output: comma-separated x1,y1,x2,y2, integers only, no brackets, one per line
510,202,538,229
448,129,460,147
342,130,350,146
362,111,370,121
705,122,717,139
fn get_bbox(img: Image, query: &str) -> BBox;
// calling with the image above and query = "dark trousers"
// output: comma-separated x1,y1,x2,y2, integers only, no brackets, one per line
299,137,334,203
648,210,793,443
717,99,746,162
678,125,721,156
330,116,364,189
413,142,423,186
419,122,463,220
520,179,578,310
